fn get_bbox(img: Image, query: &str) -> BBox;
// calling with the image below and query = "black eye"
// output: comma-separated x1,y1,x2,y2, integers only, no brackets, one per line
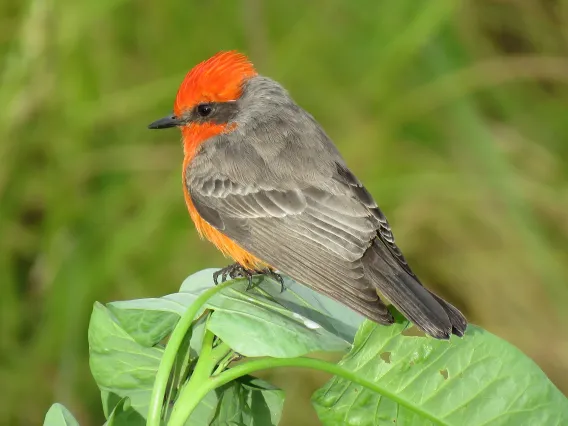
197,103,213,117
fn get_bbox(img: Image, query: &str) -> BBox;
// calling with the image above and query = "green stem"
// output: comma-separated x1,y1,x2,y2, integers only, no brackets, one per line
169,357,447,426
212,349,235,376
168,330,229,425
209,341,232,368
146,279,236,426
178,329,215,391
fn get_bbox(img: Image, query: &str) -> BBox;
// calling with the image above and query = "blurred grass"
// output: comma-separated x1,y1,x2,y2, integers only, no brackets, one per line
2,0,568,424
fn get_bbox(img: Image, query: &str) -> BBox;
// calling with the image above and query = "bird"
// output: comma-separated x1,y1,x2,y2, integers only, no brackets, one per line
148,50,467,339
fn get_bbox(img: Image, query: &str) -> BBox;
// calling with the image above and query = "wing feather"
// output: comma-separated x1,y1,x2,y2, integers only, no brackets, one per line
189,178,396,324
185,127,466,337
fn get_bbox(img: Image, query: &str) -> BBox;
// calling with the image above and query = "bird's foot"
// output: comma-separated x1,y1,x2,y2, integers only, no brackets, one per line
254,268,285,293
213,264,285,292
213,263,257,289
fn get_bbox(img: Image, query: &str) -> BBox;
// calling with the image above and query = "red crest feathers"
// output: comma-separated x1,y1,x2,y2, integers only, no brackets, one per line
174,51,257,115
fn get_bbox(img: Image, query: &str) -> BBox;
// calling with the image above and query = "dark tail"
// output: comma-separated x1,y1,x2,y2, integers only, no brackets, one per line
362,239,467,339
429,291,467,337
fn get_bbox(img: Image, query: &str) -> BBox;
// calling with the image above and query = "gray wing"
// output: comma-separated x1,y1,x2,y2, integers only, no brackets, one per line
187,136,465,338
188,159,393,324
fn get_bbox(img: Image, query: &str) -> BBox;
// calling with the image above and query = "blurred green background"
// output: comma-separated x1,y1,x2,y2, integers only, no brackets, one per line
2,0,568,424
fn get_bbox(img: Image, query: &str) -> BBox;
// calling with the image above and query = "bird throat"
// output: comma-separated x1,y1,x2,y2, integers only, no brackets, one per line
181,122,235,159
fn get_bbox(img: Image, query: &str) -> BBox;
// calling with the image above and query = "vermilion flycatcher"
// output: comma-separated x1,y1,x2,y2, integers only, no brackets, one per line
148,51,467,339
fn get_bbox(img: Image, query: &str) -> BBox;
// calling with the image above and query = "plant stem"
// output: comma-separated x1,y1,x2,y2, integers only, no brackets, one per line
189,328,215,382
146,280,236,426
168,330,229,425
168,357,448,426
210,341,232,368
212,350,235,376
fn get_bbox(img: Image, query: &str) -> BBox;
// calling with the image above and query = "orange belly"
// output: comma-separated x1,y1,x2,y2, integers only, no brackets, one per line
182,178,265,270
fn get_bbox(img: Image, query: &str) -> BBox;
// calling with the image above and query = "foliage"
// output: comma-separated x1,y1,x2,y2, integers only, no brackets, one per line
44,270,568,426
4,1,568,425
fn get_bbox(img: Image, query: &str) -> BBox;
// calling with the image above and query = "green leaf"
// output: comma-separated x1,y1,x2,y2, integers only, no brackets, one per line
177,368,285,425
180,269,365,342
183,380,283,426
267,274,365,342
88,302,163,424
43,404,80,426
209,376,285,426
109,269,364,358
104,397,143,426
108,304,179,347
108,295,206,356
106,269,220,349
312,317,568,426
206,280,350,357
186,391,220,425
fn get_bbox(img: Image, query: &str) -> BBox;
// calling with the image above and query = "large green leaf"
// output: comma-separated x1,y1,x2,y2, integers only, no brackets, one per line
43,404,80,426
312,315,568,426
205,281,350,357
107,270,218,348
107,304,180,347
109,269,364,358
88,302,163,424
267,275,364,342
180,269,365,342
107,294,194,347
90,298,285,426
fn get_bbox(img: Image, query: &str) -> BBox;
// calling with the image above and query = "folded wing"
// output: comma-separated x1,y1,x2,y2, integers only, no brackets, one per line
188,159,466,338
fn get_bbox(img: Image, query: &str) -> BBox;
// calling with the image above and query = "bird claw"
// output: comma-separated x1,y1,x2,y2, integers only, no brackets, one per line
222,267,230,282
213,263,256,289
245,279,255,291
255,268,286,293
212,269,222,285
212,264,285,292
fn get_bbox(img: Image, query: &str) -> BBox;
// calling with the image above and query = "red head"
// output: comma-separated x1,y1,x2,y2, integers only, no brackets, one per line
148,51,258,157
174,51,257,116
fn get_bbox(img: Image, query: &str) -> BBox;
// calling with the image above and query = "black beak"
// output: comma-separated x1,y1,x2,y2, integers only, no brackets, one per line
147,114,183,129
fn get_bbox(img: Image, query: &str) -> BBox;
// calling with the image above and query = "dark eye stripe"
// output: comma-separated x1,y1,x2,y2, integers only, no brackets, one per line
192,101,239,124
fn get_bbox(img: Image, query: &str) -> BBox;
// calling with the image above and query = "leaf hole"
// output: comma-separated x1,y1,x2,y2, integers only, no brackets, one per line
401,326,426,337
380,351,391,364
439,368,448,380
